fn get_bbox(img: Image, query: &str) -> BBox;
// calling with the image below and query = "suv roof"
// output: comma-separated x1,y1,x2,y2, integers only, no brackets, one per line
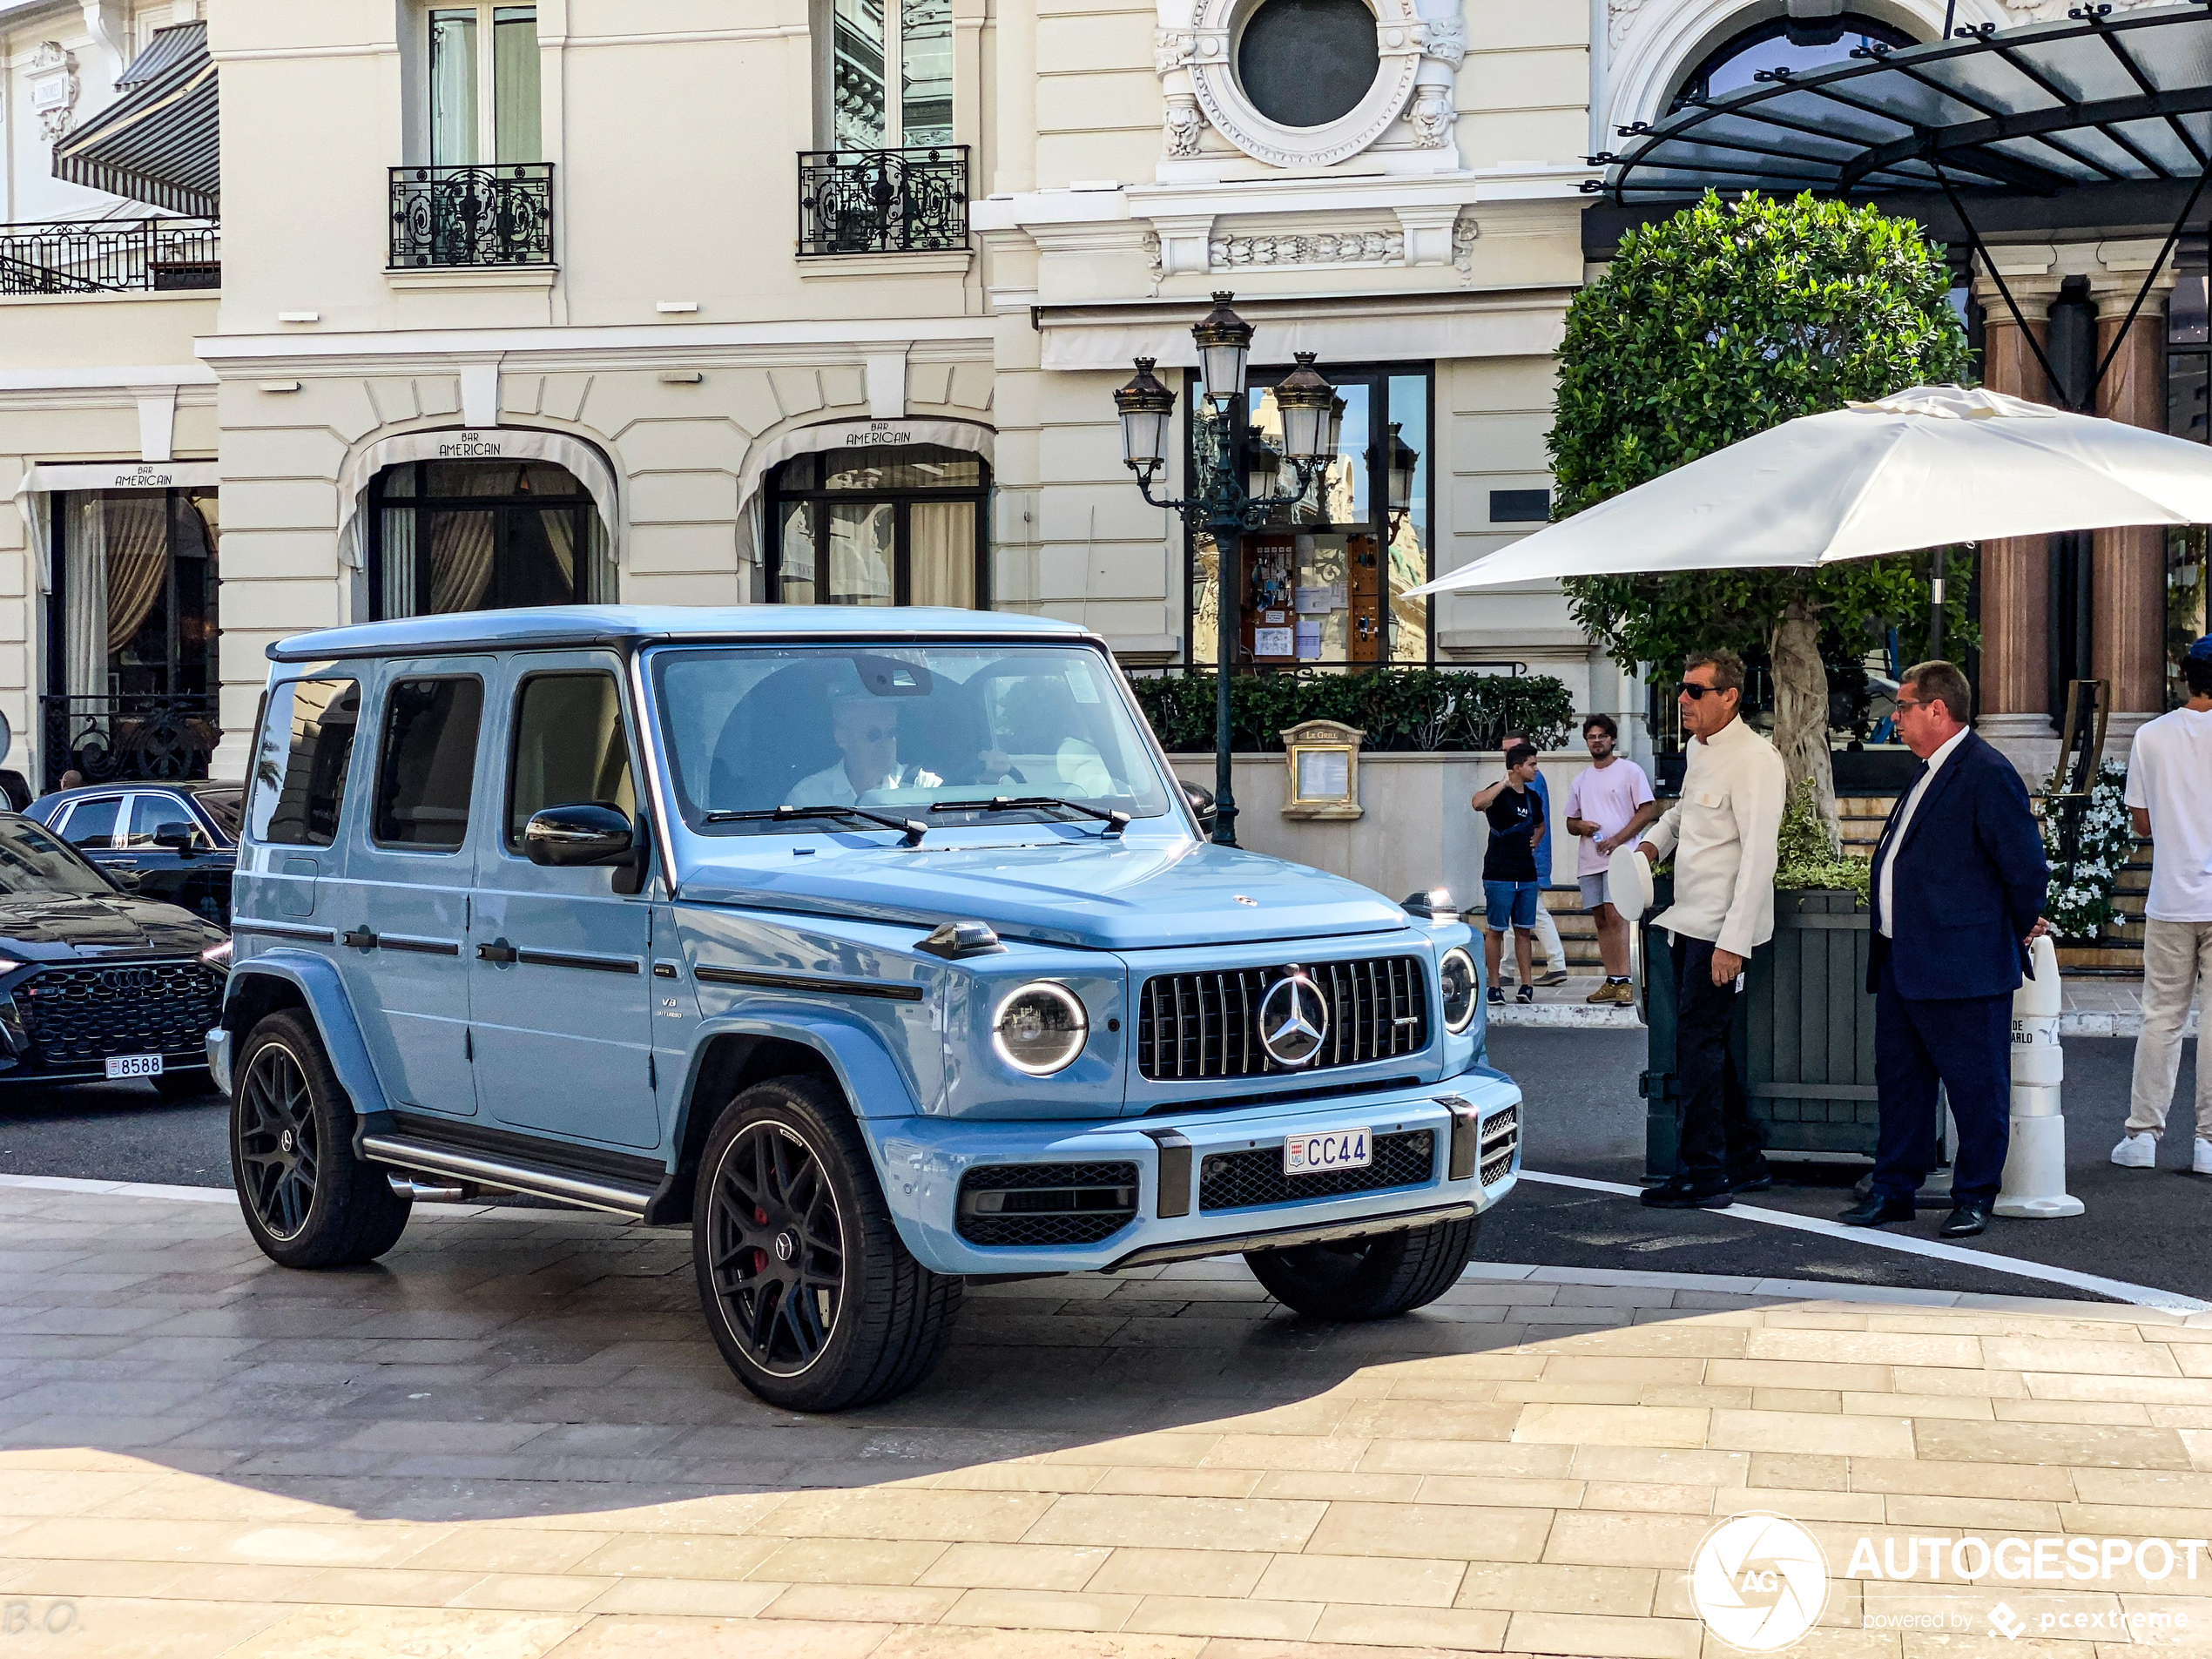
269,605,1096,664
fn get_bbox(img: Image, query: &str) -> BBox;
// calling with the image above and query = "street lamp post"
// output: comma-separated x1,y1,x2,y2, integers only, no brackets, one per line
1114,293,1337,847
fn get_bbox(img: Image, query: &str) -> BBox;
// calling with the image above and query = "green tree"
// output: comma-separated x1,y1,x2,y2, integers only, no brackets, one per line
1548,191,1974,840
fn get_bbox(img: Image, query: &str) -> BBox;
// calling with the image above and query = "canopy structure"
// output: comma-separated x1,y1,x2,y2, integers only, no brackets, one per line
54,22,218,218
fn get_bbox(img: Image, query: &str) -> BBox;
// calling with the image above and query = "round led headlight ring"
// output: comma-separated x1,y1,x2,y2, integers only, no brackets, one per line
1440,947,1479,1035
993,981,1090,1076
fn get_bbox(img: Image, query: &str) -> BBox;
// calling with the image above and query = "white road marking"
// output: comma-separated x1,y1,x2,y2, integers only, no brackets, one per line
1519,1169,2210,1314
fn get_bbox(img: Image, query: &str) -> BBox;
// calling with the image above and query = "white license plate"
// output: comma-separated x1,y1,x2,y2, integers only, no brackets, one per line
105,1054,164,1080
1284,1127,1370,1176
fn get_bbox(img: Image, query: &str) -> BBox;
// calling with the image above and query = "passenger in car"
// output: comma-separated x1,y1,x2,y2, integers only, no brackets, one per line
785,695,943,806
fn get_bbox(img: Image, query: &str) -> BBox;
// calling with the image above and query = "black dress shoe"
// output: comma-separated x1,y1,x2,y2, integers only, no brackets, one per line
1727,1163,1774,1194
1641,1177,1733,1210
1939,1200,1993,1238
1838,1193,1916,1227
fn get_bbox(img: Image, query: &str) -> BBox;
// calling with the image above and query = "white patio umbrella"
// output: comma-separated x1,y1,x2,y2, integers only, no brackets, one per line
1413,385,2212,594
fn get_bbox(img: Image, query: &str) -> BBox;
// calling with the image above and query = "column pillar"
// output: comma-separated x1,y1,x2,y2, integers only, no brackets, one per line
2090,243,2178,756
1972,260,2063,781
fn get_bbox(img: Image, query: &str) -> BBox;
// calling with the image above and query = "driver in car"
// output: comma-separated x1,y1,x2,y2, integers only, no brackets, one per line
785,696,943,807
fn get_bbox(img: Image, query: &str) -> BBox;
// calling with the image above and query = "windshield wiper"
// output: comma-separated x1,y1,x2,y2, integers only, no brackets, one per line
931,795,1129,839
705,804,927,847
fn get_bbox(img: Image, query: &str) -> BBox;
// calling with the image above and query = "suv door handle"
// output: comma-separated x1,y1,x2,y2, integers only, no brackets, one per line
476,941,518,964
341,927,379,950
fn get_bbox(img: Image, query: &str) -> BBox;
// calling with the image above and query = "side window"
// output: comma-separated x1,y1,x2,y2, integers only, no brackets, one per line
250,678,361,847
60,797,124,849
134,795,209,849
507,673,636,848
374,678,484,850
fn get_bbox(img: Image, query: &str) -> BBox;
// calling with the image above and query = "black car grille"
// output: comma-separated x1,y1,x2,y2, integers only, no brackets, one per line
1481,1106,1520,1186
1136,956,1429,1082
19,961,223,1067
955,1160,1140,1247
1198,1129,1436,1213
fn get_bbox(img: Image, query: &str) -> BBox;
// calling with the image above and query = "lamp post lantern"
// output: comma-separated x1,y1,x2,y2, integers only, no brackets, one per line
1114,296,1335,847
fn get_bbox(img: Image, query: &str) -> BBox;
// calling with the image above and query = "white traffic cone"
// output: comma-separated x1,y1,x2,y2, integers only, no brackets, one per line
1995,934,2082,1219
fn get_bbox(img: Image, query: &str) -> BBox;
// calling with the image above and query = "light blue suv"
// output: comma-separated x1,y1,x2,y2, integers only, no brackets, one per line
213,607,1521,1409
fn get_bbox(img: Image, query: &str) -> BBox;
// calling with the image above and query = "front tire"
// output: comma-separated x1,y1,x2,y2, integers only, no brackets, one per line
692,1076,962,1412
1245,1214,1480,1321
230,1011,410,1269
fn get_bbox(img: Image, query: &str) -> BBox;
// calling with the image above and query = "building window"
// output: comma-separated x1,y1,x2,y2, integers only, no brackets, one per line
368,460,612,619
44,489,220,788
826,0,953,149
427,3,540,165
1186,364,1433,668
1669,14,1914,111
1237,0,1379,129
767,444,989,608
2168,257,2209,709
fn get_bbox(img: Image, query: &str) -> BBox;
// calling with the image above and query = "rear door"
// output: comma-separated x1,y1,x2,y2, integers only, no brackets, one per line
469,652,658,1150
328,661,487,1120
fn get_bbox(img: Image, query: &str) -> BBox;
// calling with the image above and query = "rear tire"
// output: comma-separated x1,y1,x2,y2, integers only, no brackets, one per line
152,1068,212,1100
692,1075,962,1412
1245,1214,1480,1320
230,1011,410,1269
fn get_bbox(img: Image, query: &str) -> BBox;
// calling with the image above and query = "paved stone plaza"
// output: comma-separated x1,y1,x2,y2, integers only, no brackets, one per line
6,1181,2212,1657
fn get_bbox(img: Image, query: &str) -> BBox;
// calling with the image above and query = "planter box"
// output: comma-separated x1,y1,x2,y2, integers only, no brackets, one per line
1641,885,1891,1177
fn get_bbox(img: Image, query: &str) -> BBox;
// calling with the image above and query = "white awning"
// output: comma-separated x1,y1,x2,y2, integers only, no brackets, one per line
21,461,219,491
737,417,997,516
336,427,622,559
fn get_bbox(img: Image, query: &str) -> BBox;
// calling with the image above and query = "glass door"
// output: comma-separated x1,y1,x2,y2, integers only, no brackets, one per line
768,444,987,608
429,3,540,165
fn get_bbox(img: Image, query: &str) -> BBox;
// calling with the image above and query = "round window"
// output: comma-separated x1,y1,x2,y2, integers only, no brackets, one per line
1236,0,1380,129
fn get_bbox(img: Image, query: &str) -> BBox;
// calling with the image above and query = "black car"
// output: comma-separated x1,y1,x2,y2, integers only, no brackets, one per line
0,813,228,1096
25,780,240,926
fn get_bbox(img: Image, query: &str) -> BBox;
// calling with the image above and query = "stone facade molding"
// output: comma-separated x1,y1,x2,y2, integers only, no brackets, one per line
28,42,79,142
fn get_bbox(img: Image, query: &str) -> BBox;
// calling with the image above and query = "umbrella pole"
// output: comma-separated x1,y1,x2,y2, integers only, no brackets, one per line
1929,545,1946,660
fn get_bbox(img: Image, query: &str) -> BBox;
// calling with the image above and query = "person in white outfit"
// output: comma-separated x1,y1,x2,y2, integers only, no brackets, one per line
2112,635,2212,1174
786,697,942,807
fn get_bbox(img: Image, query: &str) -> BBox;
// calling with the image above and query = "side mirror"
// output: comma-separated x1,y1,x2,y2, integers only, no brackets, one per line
523,802,635,868
153,821,199,855
1181,781,1217,824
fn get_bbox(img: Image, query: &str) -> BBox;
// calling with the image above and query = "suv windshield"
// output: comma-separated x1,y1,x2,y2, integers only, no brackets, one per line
653,644,1177,836
0,818,117,896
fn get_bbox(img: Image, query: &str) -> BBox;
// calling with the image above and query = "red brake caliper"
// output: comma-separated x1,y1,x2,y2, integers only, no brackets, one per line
753,1206,769,1274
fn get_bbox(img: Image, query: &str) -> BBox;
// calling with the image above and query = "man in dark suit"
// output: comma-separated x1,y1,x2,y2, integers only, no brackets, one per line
1840,660,2050,1238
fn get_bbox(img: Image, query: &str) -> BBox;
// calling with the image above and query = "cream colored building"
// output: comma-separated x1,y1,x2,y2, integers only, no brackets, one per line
3,0,1861,800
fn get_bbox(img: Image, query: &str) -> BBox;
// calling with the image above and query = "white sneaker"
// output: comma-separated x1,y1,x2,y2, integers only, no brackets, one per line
2195,1138,2212,1177
2111,1132,2158,1170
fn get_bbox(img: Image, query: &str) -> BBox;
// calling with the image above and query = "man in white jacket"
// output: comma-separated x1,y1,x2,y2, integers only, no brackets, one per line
1635,649,1788,1209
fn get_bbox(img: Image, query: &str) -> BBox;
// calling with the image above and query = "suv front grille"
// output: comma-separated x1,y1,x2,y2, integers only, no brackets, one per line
20,960,223,1067
1136,956,1428,1082
1481,1106,1520,1186
955,1160,1140,1247
1198,1129,1436,1212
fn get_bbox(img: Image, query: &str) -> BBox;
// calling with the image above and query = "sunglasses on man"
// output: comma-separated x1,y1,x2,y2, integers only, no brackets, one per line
1675,681,1730,700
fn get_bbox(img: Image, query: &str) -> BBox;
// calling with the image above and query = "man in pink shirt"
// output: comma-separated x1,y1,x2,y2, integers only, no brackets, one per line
1564,714,1660,1007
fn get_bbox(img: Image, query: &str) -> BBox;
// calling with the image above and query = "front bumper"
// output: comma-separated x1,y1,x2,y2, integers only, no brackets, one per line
206,1026,233,1096
867,1072,1522,1277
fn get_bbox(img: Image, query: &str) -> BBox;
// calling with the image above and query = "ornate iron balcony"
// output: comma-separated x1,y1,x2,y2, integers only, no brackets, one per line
0,217,219,295
388,164,554,269
42,694,219,791
798,147,968,257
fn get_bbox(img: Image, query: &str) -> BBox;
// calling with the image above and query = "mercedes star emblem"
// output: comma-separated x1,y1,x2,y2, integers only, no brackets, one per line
1258,970,1329,1068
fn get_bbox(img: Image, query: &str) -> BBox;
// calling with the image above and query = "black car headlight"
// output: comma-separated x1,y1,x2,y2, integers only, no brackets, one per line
1440,948,1478,1035
993,981,1089,1076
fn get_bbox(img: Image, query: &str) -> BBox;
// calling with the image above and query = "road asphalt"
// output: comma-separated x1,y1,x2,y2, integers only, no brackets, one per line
0,1027,2197,1301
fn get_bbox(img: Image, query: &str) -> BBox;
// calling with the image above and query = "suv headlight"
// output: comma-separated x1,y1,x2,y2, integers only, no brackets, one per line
1439,948,1478,1034
200,938,233,973
993,981,1089,1076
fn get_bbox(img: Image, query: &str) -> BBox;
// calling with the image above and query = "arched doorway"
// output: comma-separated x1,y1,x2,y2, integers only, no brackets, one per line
368,457,615,618
765,442,989,608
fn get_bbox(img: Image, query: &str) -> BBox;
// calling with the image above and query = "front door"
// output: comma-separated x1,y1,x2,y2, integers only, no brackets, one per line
330,661,486,1119
469,654,658,1150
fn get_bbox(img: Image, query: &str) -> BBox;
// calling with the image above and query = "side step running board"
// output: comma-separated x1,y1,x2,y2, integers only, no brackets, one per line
359,1133,658,1218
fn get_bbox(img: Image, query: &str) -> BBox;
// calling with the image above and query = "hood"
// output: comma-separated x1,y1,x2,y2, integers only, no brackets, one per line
0,892,226,960
679,836,1413,951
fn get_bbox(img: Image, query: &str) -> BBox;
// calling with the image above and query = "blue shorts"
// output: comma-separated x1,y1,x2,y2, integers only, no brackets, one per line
1484,880,1540,931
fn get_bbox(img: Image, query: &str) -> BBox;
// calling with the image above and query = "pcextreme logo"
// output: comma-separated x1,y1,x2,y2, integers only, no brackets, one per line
1689,1513,1831,1651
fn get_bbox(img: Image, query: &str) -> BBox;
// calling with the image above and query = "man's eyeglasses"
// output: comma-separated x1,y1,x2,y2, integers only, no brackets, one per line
851,725,898,744
1676,681,1728,700
1892,698,1925,715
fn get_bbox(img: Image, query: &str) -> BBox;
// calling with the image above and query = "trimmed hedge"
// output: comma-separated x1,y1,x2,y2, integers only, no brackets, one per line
1128,667,1576,754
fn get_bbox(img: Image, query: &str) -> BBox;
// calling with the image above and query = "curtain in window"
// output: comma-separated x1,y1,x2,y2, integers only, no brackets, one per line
429,9,479,165
494,7,541,163
429,514,498,612
65,496,110,701
541,508,576,590
104,496,168,652
64,494,167,699
381,508,417,618
826,502,894,604
908,500,974,608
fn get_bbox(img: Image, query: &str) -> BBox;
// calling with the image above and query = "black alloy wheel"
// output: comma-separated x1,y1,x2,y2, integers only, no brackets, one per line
705,1119,846,1376
237,1041,318,1241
